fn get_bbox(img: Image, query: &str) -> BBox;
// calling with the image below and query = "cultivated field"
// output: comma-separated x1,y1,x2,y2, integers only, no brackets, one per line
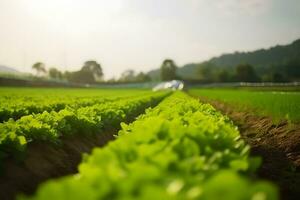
189,88,300,122
0,87,299,200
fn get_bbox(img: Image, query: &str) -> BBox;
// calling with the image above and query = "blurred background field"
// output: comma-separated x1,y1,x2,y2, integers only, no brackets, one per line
190,88,300,123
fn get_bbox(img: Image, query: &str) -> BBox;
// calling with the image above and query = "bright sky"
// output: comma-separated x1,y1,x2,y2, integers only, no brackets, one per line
0,0,299,79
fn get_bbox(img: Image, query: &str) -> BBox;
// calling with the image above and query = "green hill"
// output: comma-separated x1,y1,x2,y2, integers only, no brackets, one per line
148,38,300,81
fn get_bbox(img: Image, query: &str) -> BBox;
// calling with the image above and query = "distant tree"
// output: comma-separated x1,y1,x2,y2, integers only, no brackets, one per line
198,67,212,82
68,70,95,84
197,62,217,82
63,71,72,80
136,72,151,82
66,60,103,84
119,70,135,82
235,64,259,82
284,58,300,81
217,70,230,82
272,73,286,82
160,59,177,81
82,60,103,81
261,72,287,82
107,77,116,83
32,62,47,76
117,70,151,83
48,67,63,80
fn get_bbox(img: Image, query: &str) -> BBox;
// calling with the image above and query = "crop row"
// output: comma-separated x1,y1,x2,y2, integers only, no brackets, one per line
23,92,277,200
0,91,168,165
0,91,152,122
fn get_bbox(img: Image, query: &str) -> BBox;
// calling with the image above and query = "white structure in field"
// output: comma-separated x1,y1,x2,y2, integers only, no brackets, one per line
153,80,184,91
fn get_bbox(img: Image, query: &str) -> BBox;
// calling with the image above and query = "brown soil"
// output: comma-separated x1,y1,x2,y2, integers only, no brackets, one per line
197,97,300,200
0,131,116,200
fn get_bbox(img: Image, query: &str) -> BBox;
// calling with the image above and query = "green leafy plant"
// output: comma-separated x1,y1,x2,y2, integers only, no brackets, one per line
21,92,278,200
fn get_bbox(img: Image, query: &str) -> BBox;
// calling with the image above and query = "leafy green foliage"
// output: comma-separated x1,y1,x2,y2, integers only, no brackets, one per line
22,92,278,200
0,89,168,165
0,88,151,122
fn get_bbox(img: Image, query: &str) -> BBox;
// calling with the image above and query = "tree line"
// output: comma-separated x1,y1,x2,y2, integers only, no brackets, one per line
32,57,299,84
191,59,300,83
159,59,300,83
31,61,151,84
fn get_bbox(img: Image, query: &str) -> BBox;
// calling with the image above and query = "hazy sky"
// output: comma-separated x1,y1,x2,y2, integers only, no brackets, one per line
0,0,299,78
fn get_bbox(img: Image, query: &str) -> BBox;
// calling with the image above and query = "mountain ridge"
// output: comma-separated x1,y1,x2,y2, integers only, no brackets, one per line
148,38,300,80
0,65,19,73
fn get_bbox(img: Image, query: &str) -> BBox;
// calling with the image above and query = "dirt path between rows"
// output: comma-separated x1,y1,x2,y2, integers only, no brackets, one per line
0,131,116,200
195,96,300,200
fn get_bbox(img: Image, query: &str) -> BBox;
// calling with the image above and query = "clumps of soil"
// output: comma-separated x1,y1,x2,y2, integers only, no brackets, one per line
198,97,300,200
0,131,115,200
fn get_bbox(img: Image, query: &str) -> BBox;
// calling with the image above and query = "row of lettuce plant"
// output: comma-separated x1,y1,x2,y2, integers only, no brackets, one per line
0,92,168,165
0,92,152,122
22,92,277,200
